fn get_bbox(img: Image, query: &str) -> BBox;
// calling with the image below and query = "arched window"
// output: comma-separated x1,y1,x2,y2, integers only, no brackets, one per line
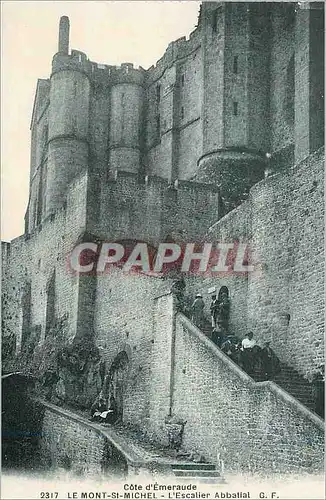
107,351,130,421
218,286,229,301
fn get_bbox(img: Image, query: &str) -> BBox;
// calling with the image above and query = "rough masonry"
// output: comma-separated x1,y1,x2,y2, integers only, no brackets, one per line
2,2,324,475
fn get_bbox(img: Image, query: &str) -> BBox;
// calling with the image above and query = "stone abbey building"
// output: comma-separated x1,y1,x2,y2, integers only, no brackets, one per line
2,2,325,476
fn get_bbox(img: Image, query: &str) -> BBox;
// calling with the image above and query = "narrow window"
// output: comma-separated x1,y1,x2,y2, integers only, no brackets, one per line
156,84,161,103
233,56,238,74
181,107,184,120
181,74,185,87
156,114,160,137
36,167,43,226
233,102,238,116
212,9,218,33
285,54,294,125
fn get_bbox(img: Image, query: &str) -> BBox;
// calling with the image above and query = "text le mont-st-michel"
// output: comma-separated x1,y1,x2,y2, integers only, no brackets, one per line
65,489,254,499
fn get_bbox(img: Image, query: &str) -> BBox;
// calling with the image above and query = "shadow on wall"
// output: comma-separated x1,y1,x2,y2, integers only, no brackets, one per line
2,374,45,471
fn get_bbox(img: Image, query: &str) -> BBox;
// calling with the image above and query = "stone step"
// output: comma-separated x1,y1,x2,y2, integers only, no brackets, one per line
281,387,313,393
201,325,317,415
296,397,315,404
278,371,302,377
296,398,315,407
275,384,312,391
173,469,221,477
172,462,216,471
280,388,313,397
278,391,314,401
295,399,315,407
278,382,312,389
294,395,315,401
274,376,312,384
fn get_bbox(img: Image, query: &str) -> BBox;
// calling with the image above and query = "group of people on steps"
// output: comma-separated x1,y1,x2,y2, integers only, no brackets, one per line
171,279,281,380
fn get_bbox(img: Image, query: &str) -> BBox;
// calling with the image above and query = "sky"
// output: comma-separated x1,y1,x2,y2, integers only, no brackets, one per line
1,1,200,241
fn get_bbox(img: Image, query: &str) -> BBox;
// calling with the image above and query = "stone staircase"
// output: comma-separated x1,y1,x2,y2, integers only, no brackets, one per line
240,356,317,415
190,317,319,417
171,462,225,484
271,363,316,413
237,356,318,415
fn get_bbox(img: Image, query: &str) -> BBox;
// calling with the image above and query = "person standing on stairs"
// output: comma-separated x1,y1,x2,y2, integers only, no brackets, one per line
191,293,205,329
171,276,186,312
241,332,256,374
210,293,219,329
211,321,225,347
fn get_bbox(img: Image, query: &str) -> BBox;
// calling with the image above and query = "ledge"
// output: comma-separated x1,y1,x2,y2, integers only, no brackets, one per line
197,147,267,166
154,291,173,300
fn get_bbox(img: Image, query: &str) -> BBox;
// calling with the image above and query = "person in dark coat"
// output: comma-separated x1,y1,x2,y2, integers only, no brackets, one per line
210,294,219,329
221,334,241,364
216,288,230,330
191,293,205,329
171,277,186,311
240,332,256,374
211,321,225,348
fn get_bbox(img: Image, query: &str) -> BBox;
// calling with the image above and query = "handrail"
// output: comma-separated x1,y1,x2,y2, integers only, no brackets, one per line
177,313,325,431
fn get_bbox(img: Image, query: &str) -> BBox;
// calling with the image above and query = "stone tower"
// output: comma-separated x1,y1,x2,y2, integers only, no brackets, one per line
46,17,90,218
195,2,270,212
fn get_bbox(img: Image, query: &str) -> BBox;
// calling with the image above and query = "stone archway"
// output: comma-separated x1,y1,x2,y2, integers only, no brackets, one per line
218,286,229,301
107,351,129,421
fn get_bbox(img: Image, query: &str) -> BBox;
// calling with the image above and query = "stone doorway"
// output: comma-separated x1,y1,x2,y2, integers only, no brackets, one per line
107,351,129,421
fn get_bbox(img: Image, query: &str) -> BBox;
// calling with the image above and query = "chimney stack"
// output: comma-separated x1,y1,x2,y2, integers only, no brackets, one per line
58,16,70,55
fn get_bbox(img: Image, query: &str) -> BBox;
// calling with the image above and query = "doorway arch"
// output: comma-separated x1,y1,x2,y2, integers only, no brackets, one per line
218,286,229,301
107,351,130,421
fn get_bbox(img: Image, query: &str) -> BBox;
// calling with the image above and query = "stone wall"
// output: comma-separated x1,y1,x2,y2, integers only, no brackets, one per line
148,312,324,474
184,148,324,380
2,173,88,370
248,148,324,379
88,171,220,245
269,4,295,154
148,293,175,443
37,401,128,479
93,268,168,427
172,315,324,474
146,28,203,181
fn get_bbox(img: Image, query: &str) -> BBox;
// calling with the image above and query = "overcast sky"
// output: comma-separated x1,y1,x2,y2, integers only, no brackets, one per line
1,1,200,241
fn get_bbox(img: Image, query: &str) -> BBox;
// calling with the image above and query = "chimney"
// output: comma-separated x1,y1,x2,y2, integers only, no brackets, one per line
58,16,70,55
